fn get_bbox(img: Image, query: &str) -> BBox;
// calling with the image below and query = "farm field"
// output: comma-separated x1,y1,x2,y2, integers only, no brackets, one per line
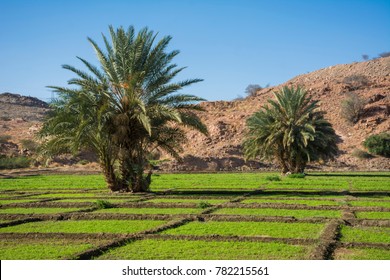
0,172,389,260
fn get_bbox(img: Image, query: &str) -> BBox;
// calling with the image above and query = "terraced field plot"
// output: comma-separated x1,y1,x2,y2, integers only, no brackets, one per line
0,220,165,234
0,172,389,260
0,238,110,260
97,239,313,260
334,247,390,260
355,211,390,219
213,208,341,218
0,207,86,214
340,225,390,244
241,198,340,206
95,207,203,215
146,198,229,205
161,221,325,238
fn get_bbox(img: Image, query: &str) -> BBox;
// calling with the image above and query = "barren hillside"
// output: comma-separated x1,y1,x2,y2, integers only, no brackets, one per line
0,93,48,151
1,58,389,172
164,57,390,171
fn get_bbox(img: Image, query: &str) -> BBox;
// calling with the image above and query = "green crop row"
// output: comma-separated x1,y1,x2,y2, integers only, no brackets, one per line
241,198,340,206
145,198,229,204
0,207,86,214
213,208,341,218
333,247,390,260
0,220,165,234
340,225,390,244
350,201,390,208
355,212,390,219
0,239,109,260
97,239,313,260
162,221,324,239
94,207,203,215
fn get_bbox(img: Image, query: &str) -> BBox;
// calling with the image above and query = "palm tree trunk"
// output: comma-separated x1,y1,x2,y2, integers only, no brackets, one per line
101,163,121,192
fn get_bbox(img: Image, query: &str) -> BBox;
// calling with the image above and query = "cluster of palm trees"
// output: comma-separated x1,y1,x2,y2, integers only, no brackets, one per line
39,25,338,192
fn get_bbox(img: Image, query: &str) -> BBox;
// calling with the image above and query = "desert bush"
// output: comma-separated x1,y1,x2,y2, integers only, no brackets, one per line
245,84,263,97
0,156,30,169
363,133,390,158
342,75,369,90
233,95,245,101
351,149,372,159
0,116,11,121
378,52,390,58
77,159,89,165
95,200,115,209
0,135,12,144
197,201,212,209
341,93,366,124
20,139,39,152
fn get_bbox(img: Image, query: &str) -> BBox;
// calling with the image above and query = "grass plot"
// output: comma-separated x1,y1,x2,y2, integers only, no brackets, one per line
162,221,324,239
97,239,313,260
0,220,165,234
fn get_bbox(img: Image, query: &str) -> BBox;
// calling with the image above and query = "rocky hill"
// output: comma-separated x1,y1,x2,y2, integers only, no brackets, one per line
164,57,390,171
0,93,49,153
0,58,389,171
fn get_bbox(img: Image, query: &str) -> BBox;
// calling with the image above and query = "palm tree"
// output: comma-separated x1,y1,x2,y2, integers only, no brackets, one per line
243,86,338,174
40,25,207,192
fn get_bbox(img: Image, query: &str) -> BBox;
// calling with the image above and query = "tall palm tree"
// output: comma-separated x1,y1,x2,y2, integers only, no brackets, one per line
40,25,207,192
243,86,338,174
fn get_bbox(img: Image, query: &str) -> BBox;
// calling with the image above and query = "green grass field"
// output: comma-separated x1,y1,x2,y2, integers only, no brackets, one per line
161,221,325,238
340,225,390,244
241,198,340,206
334,247,390,260
0,207,86,214
0,220,166,234
146,198,229,204
0,172,389,260
213,208,341,218
350,201,390,208
97,239,313,260
355,212,390,219
94,207,203,215
0,239,109,260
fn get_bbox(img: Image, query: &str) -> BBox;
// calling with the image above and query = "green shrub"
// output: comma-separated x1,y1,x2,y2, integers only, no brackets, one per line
363,133,390,157
341,93,366,124
351,149,372,159
342,75,369,90
287,173,306,179
0,116,11,121
197,201,212,209
95,200,115,209
0,135,12,144
20,139,39,152
77,159,89,165
265,175,281,181
0,157,30,170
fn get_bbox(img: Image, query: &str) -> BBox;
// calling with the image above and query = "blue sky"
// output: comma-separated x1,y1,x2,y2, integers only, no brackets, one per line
1,0,389,102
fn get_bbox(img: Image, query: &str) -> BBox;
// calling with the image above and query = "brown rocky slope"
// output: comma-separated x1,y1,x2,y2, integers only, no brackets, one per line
1,57,389,172
163,57,390,171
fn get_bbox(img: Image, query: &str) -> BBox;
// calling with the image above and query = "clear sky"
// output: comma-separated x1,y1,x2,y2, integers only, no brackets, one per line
1,0,389,102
